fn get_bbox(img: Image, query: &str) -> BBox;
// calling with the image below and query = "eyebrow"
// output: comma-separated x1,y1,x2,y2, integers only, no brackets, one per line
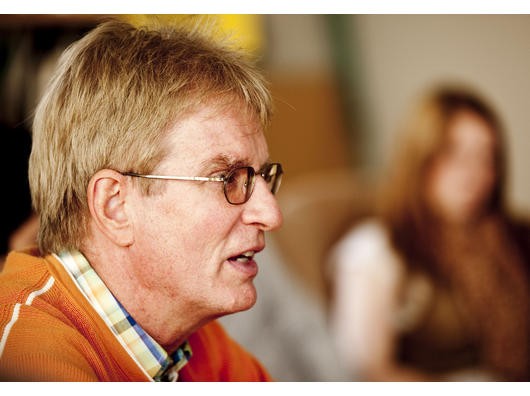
200,154,270,173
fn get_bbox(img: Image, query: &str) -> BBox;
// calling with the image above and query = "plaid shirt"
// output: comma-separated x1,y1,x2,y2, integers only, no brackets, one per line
55,250,192,382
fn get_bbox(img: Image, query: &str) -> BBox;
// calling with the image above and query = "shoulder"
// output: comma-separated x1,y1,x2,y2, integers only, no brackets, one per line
180,320,272,381
1,249,48,283
0,304,99,380
0,250,142,381
335,219,391,251
0,250,56,318
0,252,98,380
328,218,399,273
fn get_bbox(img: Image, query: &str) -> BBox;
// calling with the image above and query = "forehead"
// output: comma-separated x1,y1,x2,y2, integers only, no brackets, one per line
447,111,495,149
161,101,269,171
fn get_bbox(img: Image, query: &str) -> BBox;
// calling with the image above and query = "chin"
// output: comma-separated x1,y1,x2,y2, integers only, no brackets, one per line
223,284,258,315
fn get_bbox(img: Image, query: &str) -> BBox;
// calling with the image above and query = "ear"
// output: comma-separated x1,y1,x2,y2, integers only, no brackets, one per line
87,169,134,247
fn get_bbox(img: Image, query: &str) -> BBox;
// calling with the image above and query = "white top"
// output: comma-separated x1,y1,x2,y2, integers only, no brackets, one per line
326,219,433,375
328,219,403,289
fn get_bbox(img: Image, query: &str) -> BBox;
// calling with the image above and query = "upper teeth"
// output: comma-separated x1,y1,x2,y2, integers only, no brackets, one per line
235,251,255,262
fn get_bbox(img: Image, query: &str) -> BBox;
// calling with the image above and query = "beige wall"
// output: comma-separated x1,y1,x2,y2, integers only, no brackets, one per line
351,14,530,214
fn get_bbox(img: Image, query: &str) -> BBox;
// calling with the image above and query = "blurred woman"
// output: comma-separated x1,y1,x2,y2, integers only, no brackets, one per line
328,85,530,381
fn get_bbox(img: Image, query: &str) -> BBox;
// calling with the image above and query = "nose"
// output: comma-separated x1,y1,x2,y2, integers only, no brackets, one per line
241,176,283,231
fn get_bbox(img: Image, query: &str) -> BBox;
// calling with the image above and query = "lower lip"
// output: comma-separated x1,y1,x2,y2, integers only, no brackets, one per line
226,258,258,277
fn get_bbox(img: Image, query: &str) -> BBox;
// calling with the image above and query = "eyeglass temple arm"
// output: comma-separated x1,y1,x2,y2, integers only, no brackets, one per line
121,172,224,182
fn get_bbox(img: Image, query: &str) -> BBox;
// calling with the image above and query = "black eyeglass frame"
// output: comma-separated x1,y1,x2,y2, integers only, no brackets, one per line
121,162,283,205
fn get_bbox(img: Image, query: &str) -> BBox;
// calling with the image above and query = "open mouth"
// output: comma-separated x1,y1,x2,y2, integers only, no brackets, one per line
226,250,259,277
228,251,256,263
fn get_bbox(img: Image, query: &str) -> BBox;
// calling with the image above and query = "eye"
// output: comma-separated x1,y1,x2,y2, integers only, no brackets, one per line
211,167,232,180
224,169,237,184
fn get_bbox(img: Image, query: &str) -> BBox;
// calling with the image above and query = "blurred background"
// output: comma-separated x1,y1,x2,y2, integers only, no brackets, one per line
1,14,529,381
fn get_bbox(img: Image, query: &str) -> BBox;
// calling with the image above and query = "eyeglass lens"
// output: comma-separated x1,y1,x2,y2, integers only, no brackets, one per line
223,163,283,205
263,163,283,195
224,167,255,204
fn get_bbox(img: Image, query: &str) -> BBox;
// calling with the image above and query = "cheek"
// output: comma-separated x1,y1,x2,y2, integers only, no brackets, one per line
154,198,240,263
178,216,229,256
427,164,451,200
131,204,239,291
132,183,243,266
426,163,463,216
427,163,496,220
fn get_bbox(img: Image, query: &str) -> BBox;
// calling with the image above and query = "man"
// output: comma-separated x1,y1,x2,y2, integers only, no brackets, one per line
0,18,283,381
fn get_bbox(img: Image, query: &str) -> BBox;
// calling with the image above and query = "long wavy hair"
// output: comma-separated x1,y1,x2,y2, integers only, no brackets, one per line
377,84,529,379
378,84,506,272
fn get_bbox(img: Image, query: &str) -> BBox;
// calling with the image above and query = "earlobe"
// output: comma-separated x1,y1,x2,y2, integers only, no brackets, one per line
87,169,134,247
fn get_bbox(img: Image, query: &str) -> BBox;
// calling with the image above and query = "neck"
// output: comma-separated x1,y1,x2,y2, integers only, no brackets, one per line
81,240,212,354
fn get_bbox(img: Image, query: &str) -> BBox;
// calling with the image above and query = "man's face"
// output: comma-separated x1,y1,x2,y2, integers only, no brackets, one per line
127,100,283,320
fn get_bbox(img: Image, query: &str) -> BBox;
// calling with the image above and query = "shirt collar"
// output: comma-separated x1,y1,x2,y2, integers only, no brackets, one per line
55,249,192,381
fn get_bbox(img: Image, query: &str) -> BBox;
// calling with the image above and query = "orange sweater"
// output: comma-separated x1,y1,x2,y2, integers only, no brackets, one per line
0,249,272,381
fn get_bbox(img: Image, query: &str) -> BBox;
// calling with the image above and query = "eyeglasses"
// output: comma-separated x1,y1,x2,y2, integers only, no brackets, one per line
121,162,283,205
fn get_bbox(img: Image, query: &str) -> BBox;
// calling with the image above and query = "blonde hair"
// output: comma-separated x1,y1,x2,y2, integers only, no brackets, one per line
29,18,272,254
